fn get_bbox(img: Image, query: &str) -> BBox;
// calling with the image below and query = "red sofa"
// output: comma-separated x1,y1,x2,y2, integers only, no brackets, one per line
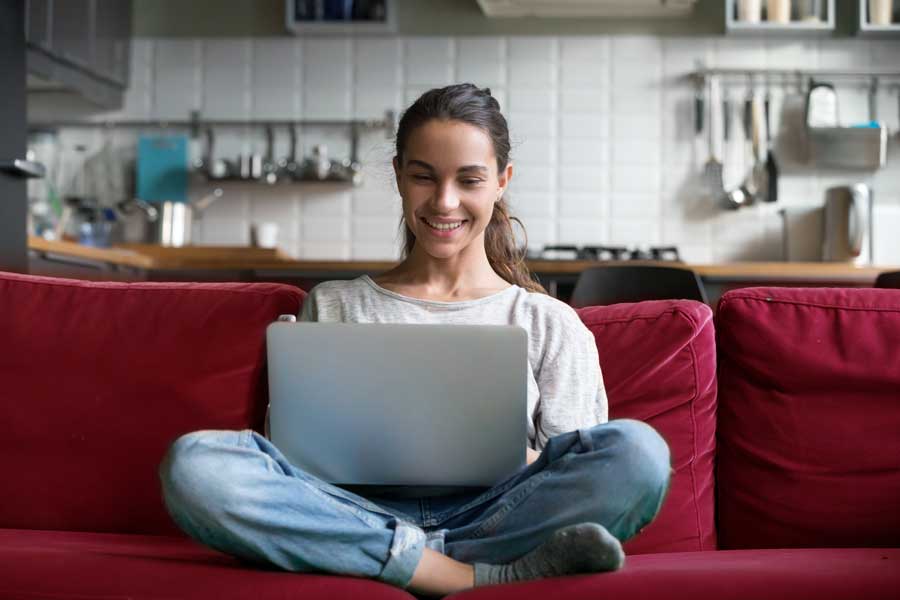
1,271,898,599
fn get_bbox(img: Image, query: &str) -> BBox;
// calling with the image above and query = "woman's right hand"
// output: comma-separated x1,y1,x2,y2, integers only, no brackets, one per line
526,446,541,466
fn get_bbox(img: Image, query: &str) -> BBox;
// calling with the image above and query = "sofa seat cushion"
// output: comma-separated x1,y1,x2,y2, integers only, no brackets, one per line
447,548,900,600
577,300,717,554
0,272,304,537
716,287,900,550
0,528,413,600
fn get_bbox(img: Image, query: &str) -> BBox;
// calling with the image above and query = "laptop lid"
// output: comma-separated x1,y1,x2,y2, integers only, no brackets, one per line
266,322,527,487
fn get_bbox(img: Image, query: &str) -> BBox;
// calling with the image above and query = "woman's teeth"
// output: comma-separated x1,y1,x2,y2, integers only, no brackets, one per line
425,219,464,231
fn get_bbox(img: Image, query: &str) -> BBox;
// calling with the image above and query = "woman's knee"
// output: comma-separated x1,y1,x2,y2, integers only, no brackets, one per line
158,429,247,517
590,419,672,499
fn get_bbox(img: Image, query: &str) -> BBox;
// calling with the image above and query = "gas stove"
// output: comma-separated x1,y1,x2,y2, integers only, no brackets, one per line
528,245,682,262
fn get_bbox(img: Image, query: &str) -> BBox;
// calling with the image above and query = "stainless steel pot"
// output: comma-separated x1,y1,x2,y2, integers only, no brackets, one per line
151,188,223,247
119,189,223,247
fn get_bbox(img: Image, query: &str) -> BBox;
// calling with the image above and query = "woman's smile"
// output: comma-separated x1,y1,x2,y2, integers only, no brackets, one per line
421,217,468,237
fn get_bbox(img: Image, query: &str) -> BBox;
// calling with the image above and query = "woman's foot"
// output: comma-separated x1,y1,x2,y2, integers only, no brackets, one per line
473,522,624,586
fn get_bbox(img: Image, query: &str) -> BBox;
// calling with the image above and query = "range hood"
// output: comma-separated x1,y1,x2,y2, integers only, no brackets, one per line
476,0,698,18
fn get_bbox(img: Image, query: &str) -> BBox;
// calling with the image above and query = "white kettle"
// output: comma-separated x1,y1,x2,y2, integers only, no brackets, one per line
822,184,872,264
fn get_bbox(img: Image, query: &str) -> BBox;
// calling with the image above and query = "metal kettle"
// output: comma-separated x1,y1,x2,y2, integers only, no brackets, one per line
822,184,872,264
117,188,223,247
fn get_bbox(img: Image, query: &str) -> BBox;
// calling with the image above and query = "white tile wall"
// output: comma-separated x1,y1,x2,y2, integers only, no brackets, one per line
71,35,900,264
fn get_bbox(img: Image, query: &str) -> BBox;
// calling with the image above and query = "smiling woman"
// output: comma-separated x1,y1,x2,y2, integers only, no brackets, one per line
379,84,548,300
159,83,672,599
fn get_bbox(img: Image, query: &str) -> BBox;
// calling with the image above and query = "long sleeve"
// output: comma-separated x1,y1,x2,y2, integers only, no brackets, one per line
533,308,608,450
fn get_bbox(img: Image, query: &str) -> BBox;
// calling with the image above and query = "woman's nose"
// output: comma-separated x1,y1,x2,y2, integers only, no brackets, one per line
432,181,461,211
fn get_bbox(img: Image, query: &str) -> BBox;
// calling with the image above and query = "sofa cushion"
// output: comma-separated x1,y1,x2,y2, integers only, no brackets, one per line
716,287,900,549
577,300,717,554
0,528,413,599
447,547,900,600
0,272,304,537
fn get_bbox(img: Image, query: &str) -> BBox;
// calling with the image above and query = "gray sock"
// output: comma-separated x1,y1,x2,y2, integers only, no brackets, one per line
473,522,624,587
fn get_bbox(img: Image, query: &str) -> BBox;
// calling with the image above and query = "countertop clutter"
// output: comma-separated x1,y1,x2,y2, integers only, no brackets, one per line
27,237,892,283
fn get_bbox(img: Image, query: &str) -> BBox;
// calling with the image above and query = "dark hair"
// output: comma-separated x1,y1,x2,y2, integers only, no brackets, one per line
395,83,548,295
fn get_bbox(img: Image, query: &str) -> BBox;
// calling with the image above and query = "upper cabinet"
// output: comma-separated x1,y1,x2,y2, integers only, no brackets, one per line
857,0,900,35
24,0,132,109
725,0,836,34
476,0,699,18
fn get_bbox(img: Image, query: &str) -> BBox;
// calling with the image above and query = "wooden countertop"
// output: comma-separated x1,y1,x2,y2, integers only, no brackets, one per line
28,236,895,283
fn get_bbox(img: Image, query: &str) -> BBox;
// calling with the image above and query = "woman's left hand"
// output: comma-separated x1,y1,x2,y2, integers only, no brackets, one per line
526,446,541,466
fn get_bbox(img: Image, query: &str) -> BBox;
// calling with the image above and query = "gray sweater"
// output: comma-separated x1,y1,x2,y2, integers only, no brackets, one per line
292,275,608,451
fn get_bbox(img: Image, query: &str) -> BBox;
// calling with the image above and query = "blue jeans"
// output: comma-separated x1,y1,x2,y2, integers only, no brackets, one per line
158,419,672,590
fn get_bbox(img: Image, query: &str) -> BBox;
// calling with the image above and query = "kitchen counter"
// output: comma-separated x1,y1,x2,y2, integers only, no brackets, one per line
26,237,894,284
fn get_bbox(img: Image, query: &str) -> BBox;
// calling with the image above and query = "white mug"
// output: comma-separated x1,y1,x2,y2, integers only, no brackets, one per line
738,0,762,22
250,222,279,249
869,0,894,25
767,0,792,22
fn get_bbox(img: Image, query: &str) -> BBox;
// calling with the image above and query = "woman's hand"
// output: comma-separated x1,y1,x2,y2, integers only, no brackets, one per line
526,446,541,466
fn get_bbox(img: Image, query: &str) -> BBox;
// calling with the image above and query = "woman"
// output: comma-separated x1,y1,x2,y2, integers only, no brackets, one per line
159,84,672,597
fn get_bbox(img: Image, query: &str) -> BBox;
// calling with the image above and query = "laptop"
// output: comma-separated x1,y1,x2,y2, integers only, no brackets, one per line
266,322,528,492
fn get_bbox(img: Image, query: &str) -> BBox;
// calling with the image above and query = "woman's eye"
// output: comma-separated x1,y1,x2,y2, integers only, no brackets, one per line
412,174,433,182
461,179,483,186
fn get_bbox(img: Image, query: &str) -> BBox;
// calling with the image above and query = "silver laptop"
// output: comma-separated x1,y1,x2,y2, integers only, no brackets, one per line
266,322,527,489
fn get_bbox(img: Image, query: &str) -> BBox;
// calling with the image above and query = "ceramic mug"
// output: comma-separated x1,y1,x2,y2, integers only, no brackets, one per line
767,0,791,23
250,222,279,249
869,0,894,25
738,0,762,22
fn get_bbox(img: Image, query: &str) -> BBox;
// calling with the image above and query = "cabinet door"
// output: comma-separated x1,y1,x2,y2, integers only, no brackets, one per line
25,0,50,49
91,0,131,85
110,0,131,86
1,0,28,274
51,0,93,68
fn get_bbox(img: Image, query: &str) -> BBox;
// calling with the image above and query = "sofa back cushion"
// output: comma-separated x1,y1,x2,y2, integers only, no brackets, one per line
577,300,717,554
0,272,303,536
716,287,900,549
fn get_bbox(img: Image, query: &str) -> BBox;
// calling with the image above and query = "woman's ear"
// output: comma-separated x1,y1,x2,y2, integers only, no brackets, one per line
393,156,401,184
497,162,513,200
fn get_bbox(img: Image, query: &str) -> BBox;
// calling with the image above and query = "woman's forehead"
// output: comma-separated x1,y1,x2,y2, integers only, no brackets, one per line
403,120,496,171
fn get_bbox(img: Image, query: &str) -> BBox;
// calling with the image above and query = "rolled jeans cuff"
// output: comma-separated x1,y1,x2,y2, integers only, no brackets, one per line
378,519,427,588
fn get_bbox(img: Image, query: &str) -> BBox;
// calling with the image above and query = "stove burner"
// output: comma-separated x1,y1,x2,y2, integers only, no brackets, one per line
537,245,682,262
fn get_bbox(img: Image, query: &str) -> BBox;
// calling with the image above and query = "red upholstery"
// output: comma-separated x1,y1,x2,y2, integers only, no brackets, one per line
577,300,717,554
0,528,412,600
448,548,900,600
716,287,900,549
3,273,898,599
0,272,304,537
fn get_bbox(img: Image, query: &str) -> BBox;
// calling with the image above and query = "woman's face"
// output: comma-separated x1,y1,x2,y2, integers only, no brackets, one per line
394,119,512,261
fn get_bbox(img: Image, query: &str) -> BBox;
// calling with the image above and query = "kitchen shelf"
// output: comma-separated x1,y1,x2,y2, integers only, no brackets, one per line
857,0,900,35
725,0,835,35
26,110,396,137
689,66,900,88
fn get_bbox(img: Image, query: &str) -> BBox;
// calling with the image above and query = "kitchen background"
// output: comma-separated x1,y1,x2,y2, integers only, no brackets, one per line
25,0,900,264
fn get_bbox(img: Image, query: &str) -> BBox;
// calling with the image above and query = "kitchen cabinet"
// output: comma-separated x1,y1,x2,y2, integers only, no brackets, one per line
1,0,28,274
725,0,836,34
857,0,900,34
24,238,894,306
24,0,132,109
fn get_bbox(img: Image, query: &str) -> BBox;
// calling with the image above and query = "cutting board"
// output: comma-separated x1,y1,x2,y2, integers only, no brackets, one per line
136,135,188,203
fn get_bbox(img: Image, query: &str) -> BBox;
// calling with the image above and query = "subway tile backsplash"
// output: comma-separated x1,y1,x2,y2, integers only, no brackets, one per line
41,34,900,264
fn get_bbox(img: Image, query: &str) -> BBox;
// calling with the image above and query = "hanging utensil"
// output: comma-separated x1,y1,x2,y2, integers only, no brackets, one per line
750,92,769,204
703,76,725,200
764,84,779,203
720,89,756,210
262,125,279,185
280,124,302,180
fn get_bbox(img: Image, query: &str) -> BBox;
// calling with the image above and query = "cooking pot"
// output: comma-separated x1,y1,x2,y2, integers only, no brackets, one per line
118,188,223,247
